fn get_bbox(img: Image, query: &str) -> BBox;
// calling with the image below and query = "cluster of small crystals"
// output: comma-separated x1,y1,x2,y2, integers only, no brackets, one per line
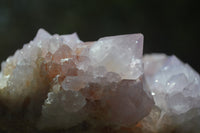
0,29,154,131
1,29,200,133
141,54,200,133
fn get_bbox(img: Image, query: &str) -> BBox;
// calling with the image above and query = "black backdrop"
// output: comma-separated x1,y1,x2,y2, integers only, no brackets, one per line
0,0,199,72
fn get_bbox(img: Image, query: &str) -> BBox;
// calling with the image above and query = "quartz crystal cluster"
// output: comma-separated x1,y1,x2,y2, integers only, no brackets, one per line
0,29,153,132
0,29,199,133
142,54,200,133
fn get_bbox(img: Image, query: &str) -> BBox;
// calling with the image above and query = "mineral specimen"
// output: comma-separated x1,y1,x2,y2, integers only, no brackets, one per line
0,29,199,133
0,29,154,132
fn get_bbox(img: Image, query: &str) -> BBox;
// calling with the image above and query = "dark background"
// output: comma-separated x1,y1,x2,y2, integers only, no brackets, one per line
0,0,199,72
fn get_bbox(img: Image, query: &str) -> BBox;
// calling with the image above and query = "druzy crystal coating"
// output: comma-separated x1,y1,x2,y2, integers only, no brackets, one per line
0,29,199,133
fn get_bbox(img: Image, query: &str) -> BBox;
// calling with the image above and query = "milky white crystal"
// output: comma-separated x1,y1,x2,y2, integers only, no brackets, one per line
0,29,153,131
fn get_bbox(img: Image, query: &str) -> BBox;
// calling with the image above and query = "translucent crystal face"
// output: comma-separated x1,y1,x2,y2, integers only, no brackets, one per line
89,34,144,79
0,29,153,130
